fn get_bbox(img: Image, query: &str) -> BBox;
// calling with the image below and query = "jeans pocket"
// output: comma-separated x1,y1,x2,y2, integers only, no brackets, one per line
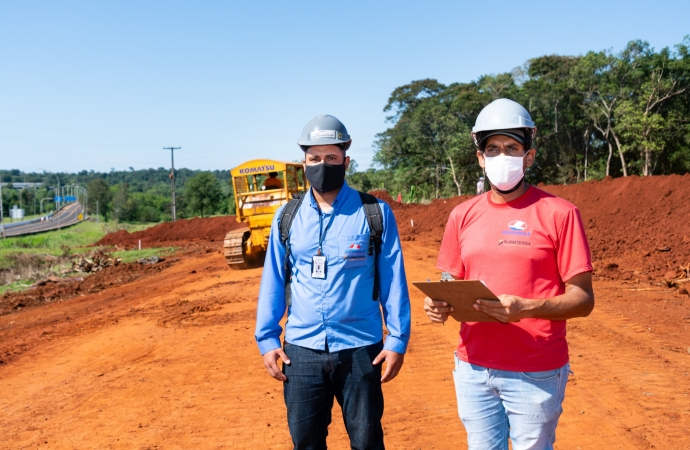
521,368,560,382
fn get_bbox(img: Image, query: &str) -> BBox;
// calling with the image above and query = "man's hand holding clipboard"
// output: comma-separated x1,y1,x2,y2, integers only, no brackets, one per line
415,279,523,323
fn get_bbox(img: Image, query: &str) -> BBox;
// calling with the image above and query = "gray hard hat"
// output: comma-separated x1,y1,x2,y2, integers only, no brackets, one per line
298,114,352,151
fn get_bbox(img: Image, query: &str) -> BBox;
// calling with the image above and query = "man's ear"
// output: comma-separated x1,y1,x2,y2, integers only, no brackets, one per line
476,150,485,169
525,148,537,168
344,155,350,171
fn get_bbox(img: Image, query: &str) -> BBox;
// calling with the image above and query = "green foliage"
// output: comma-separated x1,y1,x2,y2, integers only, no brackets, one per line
376,93,477,198
367,36,690,198
0,183,54,218
0,280,34,295
87,178,113,221
1,167,236,224
184,172,224,218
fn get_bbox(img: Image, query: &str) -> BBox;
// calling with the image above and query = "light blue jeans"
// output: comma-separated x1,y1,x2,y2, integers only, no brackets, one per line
452,355,569,450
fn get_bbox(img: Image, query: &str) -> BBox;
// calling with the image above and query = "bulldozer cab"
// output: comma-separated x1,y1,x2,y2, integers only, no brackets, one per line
224,159,308,268
232,159,307,223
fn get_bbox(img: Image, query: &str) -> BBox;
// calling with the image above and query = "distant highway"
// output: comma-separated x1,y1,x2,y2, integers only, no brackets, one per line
3,202,84,237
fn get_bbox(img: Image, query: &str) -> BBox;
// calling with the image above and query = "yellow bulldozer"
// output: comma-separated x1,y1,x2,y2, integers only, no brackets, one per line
223,159,309,269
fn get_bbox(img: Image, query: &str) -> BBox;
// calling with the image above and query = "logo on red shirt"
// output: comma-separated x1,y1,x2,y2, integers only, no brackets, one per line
498,239,531,246
508,220,527,230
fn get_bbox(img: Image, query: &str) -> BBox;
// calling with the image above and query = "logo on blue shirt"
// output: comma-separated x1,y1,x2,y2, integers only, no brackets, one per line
344,243,366,261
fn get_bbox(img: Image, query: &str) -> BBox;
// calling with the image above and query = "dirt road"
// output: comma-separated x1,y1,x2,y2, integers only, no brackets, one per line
1,239,688,449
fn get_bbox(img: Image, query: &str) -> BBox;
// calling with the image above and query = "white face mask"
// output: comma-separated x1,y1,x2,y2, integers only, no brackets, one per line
483,154,525,192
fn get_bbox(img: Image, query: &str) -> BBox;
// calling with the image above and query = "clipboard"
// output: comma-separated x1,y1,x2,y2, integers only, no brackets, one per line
412,280,501,323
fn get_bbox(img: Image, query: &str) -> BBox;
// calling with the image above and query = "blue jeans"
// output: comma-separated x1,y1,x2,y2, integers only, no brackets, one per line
453,356,569,450
283,341,384,450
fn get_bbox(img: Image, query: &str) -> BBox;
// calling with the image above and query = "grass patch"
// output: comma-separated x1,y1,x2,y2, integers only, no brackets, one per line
0,220,160,292
0,280,34,295
113,247,177,264
5,213,46,223
0,220,155,253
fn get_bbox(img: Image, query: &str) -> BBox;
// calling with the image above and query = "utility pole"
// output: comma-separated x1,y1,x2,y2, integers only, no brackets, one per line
164,147,181,222
54,174,61,230
53,174,60,212
83,187,87,219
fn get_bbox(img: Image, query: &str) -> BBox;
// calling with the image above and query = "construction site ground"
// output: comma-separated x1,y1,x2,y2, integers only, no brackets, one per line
1,175,689,449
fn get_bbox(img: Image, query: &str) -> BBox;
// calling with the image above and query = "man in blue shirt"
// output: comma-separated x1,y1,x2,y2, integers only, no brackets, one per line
255,114,411,450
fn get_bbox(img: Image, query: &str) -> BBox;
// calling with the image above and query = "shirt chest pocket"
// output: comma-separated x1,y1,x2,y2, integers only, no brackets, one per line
338,234,370,269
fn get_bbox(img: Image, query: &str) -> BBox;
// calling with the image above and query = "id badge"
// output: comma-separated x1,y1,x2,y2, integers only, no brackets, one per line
311,255,327,279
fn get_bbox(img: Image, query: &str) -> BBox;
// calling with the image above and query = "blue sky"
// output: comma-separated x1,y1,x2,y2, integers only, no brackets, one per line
1,1,689,173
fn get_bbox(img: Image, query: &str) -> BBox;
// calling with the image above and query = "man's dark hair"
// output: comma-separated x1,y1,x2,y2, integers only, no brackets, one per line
268,172,278,178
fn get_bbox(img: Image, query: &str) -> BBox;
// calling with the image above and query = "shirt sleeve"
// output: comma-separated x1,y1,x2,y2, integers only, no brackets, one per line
557,207,593,282
377,202,411,354
255,206,288,355
436,209,465,279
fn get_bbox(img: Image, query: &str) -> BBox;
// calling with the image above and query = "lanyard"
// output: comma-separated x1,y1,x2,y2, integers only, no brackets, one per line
317,207,336,256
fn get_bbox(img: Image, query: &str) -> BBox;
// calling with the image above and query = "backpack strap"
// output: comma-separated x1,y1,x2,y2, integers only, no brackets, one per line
278,190,385,303
358,191,384,301
279,193,306,286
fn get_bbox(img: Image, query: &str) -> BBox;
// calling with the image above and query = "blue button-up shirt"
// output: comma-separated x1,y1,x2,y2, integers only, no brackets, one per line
255,181,411,355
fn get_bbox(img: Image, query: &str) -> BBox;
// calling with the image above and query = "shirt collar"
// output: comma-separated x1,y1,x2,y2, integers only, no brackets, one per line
308,180,351,211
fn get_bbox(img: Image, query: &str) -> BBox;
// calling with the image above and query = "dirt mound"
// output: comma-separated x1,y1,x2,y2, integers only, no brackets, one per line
385,195,475,241
369,190,401,210
95,216,245,247
374,174,690,283
539,174,690,282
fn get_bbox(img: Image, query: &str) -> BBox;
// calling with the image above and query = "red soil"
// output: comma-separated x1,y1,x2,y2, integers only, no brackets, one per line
1,240,689,448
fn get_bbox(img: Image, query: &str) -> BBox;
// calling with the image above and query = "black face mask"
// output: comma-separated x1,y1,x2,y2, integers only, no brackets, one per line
305,163,346,194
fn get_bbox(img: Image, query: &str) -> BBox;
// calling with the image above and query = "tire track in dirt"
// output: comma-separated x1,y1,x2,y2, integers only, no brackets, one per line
563,286,690,448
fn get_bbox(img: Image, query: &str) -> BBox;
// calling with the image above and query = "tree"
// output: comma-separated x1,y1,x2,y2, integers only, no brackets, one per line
519,55,589,184
376,78,496,198
111,183,136,222
184,172,223,218
383,78,446,121
615,40,690,175
87,178,112,221
571,50,633,177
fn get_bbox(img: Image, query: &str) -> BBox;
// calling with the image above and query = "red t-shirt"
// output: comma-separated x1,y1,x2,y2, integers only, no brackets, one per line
436,186,592,372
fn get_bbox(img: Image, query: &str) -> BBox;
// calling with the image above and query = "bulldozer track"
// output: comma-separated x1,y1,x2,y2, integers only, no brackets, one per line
223,229,250,269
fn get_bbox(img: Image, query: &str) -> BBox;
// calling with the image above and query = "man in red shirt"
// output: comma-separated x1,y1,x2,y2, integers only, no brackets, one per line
424,98,594,450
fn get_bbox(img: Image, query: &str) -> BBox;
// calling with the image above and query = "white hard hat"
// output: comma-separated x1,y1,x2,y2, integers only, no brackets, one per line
472,99,536,147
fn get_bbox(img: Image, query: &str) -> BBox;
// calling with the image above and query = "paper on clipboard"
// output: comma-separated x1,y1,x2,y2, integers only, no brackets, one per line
412,280,501,323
